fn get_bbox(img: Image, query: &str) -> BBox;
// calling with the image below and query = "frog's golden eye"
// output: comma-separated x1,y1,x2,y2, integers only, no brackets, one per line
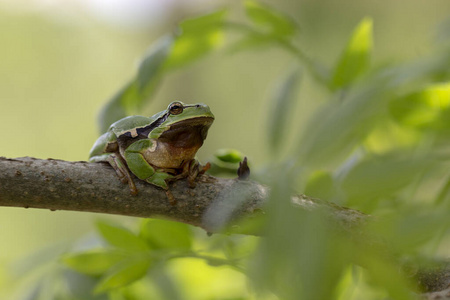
169,102,184,115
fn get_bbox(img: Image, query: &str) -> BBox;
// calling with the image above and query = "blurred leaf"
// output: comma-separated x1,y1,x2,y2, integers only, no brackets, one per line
228,211,266,236
331,17,373,89
388,50,450,87
340,152,429,206
63,250,127,276
97,221,149,252
244,0,299,37
436,176,450,206
11,242,68,278
227,32,275,54
296,75,391,168
149,266,183,300
63,270,109,300
98,81,138,133
370,209,450,252
207,161,240,176
135,36,173,98
252,179,348,299
389,82,450,131
140,219,192,250
202,181,255,232
164,9,227,70
97,37,173,133
94,257,151,294
214,149,245,163
304,170,335,200
208,149,247,176
267,68,302,153
361,255,413,300
97,10,229,133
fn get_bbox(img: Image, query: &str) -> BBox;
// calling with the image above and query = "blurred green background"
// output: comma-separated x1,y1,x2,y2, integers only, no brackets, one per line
1,0,450,298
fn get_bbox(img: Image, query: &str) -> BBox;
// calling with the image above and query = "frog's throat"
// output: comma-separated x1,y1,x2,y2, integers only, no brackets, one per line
158,116,214,148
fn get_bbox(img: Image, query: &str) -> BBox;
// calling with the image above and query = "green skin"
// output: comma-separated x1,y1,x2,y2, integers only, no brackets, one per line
89,101,214,200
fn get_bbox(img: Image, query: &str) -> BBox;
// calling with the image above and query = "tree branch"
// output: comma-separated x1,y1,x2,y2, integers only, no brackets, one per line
0,156,367,232
0,156,448,296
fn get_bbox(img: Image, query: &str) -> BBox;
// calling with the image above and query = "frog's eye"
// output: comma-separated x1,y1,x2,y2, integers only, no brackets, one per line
169,102,184,115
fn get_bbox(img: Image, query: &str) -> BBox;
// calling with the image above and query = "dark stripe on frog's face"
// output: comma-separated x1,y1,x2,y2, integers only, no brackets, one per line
122,104,200,139
118,104,200,142
118,112,170,140
135,112,170,138
116,112,170,151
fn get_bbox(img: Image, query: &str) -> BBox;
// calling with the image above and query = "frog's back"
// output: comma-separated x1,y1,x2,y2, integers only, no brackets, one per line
110,115,153,137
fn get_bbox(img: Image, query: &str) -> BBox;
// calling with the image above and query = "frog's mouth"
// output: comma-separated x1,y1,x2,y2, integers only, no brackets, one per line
159,116,214,148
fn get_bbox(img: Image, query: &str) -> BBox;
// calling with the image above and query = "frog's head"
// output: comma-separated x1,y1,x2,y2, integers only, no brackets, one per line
150,101,214,146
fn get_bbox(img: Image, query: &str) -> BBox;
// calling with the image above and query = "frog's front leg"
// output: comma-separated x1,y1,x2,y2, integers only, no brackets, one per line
107,154,138,195
170,159,211,188
90,152,138,195
187,160,211,187
124,139,176,203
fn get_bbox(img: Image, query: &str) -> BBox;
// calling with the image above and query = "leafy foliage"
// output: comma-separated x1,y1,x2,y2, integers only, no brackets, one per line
331,17,373,89
244,0,300,38
267,69,302,153
11,1,450,299
98,10,227,133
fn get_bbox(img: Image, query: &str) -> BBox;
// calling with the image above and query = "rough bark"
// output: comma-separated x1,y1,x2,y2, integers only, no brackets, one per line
0,156,367,232
0,156,448,297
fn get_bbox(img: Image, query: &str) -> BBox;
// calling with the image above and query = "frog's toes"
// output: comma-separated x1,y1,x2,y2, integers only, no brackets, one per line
165,189,176,205
200,162,211,175
188,181,197,189
128,180,138,196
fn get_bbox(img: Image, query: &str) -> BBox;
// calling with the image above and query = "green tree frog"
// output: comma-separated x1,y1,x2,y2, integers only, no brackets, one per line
89,101,214,203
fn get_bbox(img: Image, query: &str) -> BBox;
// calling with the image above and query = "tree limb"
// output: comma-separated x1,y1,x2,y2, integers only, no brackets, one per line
0,156,367,232
0,156,448,296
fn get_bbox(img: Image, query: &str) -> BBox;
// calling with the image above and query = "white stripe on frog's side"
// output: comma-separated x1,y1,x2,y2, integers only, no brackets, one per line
129,128,138,138
117,127,140,138
148,139,157,152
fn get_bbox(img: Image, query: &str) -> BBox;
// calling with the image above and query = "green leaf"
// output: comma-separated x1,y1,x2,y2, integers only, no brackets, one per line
436,177,450,205
389,82,450,131
227,32,275,54
244,0,299,37
331,17,373,89
360,254,412,300
98,81,138,133
136,36,173,96
164,9,227,70
140,219,192,250
340,152,428,206
267,68,302,153
371,209,450,252
94,257,151,294
97,10,228,133
208,149,246,176
97,221,149,252
150,266,183,300
214,149,245,163
252,183,348,300
304,171,335,200
97,36,173,133
62,250,127,276
296,75,391,168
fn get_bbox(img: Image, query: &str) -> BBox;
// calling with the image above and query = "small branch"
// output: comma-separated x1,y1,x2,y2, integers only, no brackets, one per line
0,156,448,295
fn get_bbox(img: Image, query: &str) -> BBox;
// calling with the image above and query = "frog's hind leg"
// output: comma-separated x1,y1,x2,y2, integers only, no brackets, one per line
125,150,177,204
107,153,138,195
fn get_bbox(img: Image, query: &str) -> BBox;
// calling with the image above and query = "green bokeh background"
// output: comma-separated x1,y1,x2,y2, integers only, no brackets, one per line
0,0,449,297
